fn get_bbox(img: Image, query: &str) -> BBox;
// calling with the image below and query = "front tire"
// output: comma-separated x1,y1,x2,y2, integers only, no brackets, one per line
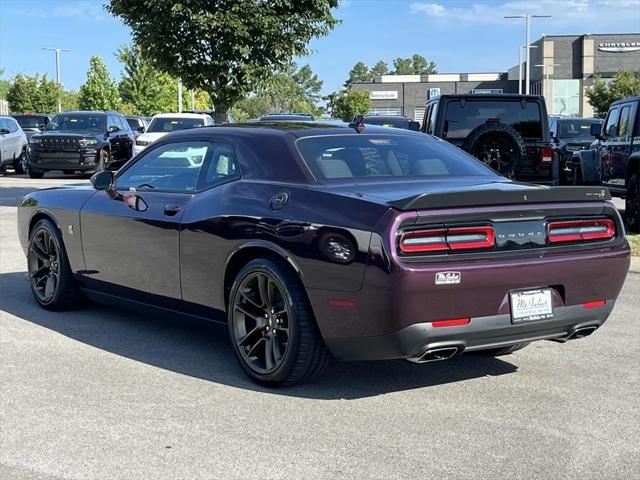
13,149,26,174
228,258,330,387
28,169,44,179
27,219,79,310
96,149,109,172
626,173,640,233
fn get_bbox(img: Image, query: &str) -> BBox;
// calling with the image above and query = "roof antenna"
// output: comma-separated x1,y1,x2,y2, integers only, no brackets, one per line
349,115,366,133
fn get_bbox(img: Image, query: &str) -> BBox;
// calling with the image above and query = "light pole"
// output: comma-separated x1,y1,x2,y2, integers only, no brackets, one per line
42,47,71,113
518,45,538,94
505,14,551,95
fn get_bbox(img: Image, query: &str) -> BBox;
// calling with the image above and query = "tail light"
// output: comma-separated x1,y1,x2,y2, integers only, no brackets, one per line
547,218,615,243
399,226,495,254
540,146,554,163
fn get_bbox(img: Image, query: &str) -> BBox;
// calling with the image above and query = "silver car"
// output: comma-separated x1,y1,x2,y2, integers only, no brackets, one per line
0,116,28,174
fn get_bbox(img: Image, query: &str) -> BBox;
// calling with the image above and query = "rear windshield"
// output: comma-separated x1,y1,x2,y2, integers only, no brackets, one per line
363,118,410,129
147,117,204,133
296,134,497,181
13,115,48,129
555,119,601,139
46,114,104,132
443,99,543,139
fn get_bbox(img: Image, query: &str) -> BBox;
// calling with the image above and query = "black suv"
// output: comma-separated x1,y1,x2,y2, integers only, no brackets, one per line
28,111,134,178
11,113,52,142
572,96,640,231
422,94,557,182
361,114,420,131
549,116,603,178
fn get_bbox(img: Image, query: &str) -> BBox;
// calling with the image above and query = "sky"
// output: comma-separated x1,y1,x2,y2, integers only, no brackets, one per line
1,0,639,97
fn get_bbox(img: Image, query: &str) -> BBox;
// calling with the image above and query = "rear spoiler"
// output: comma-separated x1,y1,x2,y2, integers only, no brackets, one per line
389,186,611,210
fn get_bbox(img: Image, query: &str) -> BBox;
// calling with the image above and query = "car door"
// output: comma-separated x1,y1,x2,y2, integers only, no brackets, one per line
0,118,8,163
600,106,620,185
106,114,124,161
79,139,211,302
609,102,635,187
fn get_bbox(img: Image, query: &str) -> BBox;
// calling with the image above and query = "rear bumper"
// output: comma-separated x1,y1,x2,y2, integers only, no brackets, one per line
324,301,614,361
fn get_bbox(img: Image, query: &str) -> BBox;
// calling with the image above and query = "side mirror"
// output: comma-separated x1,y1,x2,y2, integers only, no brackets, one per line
408,121,420,131
0,128,9,135
137,126,145,133
90,170,114,191
590,123,602,137
38,124,46,130
108,125,120,134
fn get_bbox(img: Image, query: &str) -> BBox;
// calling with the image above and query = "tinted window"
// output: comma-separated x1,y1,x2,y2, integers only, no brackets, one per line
126,117,141,130
363,117,410,129
617,106,632,140
296,134,497,181
604,107,620,137
147,117,205,133
47,114,105,132
0,118,10,131
443,100,543,139
6,118,18,133
116,141,209,192
427,103,438,134
556,119,602,139
13,115,48,129
199,142,240,190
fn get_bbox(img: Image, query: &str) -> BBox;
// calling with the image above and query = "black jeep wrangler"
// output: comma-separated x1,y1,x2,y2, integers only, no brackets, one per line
27,110,134,178
422,94,558,183
572,96,640,232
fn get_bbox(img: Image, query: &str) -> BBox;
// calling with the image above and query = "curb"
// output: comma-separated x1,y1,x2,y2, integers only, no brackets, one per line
630,256,640,274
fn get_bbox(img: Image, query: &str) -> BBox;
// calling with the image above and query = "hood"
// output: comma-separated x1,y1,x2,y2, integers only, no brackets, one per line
35,131,102,139
137,132,168,143
319,178,610,210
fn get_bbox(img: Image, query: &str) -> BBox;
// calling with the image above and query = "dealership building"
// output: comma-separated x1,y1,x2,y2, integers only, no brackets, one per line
351,33,640,123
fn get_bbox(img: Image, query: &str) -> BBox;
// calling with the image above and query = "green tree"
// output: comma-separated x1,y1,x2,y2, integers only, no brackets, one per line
6,74,39,112
78,56,120,111
392,55,437,75
0,69,10,100
117,44,178,115
61,90,80,111
107,0,338,124
586,71,640,117
345,61,371,87
331,89,370,121
370,61,389,77
35,75,62,112
293,64,323,104
392,57,414,75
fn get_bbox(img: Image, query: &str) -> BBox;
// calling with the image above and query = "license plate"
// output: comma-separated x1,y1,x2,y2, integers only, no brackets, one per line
510,289,553,323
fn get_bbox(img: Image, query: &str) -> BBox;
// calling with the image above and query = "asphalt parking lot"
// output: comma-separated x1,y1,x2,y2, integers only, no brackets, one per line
1,174,639,480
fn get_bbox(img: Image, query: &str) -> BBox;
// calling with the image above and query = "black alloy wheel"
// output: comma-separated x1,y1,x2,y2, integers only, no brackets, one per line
13,149,26,174
472,133,519,175
626,173,640,233
232,270,291,374
28,219,78,310
228,258,330,386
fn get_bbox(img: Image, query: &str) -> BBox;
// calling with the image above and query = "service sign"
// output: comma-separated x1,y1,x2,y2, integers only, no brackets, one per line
370,91,398,100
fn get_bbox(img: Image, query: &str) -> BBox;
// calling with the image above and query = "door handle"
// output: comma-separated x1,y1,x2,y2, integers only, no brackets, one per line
164,204,181,216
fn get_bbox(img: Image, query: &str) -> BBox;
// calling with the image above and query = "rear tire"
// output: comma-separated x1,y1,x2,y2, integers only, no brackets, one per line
96,149,109,172
28,169,44,179
626,173,640,233
27,219,79,310
474,342,530,357
13,149,26,174
572,165,584,185
228,258,330,387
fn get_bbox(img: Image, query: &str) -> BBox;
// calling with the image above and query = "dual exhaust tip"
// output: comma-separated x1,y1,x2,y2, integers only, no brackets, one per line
566,325,598,341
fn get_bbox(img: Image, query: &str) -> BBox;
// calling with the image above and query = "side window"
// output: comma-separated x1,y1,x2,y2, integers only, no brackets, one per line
427,103,438,134
0,118,8,131
7,118,18,133
549,119,557,138
199,142,240,190
604,107,620,138
617,105,632,140
116,141,209,193
117,116,128,133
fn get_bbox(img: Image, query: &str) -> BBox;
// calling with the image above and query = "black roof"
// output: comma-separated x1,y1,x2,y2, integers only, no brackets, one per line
611,96,640,106
428,94,544,104
58,110,121,116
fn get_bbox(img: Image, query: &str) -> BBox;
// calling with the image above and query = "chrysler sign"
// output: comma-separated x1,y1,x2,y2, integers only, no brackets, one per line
598,41,640,53
370,91,398,100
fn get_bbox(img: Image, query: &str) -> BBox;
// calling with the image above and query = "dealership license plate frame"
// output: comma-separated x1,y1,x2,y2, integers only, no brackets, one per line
509,288,554,323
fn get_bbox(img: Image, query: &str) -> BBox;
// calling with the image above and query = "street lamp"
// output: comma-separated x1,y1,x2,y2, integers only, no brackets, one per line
505,14,551,95
518,45,537,94
42,47,71,113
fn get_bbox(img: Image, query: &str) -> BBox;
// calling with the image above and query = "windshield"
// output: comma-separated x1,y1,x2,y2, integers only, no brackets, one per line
13,115,48,129
363,117,410,129
147,117,204,133
296,134,498,181
46,114,105,132
556,120,601,139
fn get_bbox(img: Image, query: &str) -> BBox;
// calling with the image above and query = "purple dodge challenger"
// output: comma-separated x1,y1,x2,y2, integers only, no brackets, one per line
17,122,630,386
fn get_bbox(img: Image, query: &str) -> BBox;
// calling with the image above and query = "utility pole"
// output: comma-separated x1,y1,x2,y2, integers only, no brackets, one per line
177,79,183,112
505,14,551,95
42,47,71,112
519,45,538,94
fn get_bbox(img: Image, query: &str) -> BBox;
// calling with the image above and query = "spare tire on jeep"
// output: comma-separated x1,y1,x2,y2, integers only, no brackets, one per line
462,122,527,178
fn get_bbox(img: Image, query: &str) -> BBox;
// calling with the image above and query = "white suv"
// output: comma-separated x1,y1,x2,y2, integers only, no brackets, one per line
133,113,214,156
0,116,28,174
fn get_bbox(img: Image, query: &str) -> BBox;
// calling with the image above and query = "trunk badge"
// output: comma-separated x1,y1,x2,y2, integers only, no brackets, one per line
435,271,461,285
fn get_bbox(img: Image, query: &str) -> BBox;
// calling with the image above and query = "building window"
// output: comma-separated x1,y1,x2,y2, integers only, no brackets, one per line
414,107,425,124
369,107,402,116
552,79,580,116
